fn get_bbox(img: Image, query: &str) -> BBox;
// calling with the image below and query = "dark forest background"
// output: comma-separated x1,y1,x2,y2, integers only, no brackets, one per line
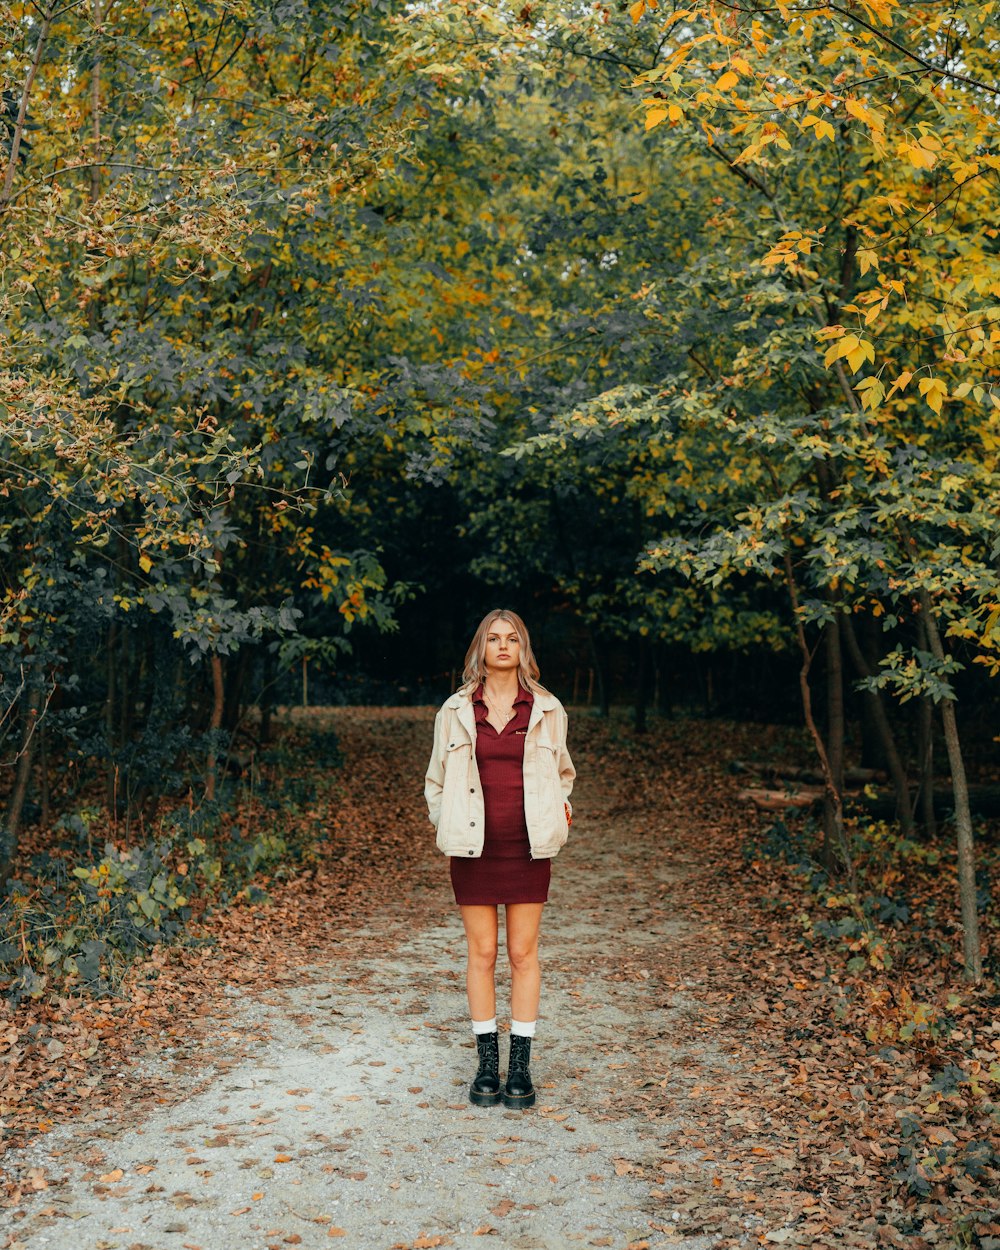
2,0,999,986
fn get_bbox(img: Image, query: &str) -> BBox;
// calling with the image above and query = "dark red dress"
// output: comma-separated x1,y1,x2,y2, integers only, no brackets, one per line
450,685,552,906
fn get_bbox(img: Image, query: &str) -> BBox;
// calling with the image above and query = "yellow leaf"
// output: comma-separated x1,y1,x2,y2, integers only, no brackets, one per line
716,70,739,90
918,377,947,414
630,0,645,23
855,377,885,411
645,107,669,130
887,370,913,398
454,240,470,258
845,97,884,131
138,553,152,573
856,249,879,275
668,103,684,123
899,139,937,169
845,337,875,372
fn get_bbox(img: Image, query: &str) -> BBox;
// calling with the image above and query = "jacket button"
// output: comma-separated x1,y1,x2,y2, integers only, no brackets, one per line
470,821,476,827
468,850,474,856
469,788,475,794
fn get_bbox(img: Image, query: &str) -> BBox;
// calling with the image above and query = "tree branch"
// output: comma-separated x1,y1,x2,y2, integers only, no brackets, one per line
0,7,52,210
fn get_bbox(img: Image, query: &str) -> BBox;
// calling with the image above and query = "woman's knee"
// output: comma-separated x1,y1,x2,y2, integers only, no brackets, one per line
468,938,499,970
507,941,539,974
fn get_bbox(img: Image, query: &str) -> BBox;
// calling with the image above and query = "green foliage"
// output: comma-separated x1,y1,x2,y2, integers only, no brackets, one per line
0,722,341,1004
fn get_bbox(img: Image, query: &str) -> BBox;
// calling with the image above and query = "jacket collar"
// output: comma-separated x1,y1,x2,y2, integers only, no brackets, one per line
446,687,558,735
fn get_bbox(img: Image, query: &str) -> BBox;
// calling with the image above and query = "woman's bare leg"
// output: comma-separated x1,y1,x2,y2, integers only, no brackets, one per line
460,905,499,1021
505,902,543,1023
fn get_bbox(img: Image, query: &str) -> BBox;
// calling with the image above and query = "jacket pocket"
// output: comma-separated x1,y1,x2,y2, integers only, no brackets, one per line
529,741,567,856
437,739,474,853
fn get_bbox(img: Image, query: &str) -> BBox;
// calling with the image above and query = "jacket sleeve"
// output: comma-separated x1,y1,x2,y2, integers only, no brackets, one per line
424,707,447,828
555,702,576,816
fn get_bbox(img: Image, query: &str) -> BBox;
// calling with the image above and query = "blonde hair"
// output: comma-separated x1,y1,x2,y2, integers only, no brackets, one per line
460,609,546,695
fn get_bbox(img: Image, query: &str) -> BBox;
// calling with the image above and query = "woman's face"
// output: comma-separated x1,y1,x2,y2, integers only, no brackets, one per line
484,620,521,675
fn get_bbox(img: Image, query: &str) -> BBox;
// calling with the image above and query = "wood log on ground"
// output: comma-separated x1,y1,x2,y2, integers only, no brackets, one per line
729,760,886,786
738,786,825,812
738,781,1000,827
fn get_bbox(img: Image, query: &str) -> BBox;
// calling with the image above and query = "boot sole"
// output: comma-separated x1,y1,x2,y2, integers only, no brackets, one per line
469,1088,502,1107
501,1089,536,1109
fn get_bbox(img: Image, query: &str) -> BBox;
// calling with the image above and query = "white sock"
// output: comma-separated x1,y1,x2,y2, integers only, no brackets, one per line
472,1017,497,1035
511,1019,536,1038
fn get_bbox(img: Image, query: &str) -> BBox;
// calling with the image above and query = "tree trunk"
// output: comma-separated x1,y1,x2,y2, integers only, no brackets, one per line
224,644,252,733
39,723,50,828
0,9,51,208
634,635,650,733
656,643,671,717
118,618,131,752
105,618,118,809
588,625,611,718
917,693,937,836
822,618,846,871
1,682,42,884
782,554,854,887
919,594,982,983
840,613,914,835
914,614,937,837
205,653,225,802
89,0,102,207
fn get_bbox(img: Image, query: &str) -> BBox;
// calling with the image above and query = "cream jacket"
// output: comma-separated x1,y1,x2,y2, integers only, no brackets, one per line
424,688,575,860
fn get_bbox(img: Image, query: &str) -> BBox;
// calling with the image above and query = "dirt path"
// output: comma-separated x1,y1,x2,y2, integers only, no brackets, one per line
2,709,832,1249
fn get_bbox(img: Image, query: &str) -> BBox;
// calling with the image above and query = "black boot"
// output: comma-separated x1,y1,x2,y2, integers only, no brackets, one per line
502,1033,536,1109
469,1031,501,1106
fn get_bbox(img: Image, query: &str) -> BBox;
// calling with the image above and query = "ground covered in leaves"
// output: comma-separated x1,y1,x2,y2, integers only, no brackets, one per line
1,708,998,1249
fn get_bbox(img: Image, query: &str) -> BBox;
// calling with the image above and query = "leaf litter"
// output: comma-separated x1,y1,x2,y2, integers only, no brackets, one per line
0,707,996,1249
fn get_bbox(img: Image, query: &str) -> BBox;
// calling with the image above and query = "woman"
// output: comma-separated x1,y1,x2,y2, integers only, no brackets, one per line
424,609,575,1109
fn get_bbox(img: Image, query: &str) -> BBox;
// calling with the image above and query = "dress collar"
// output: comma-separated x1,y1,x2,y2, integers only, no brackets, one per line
474,683,532,705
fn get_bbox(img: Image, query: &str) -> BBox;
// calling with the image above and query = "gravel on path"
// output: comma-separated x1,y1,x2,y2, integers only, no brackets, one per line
3,708,754,1250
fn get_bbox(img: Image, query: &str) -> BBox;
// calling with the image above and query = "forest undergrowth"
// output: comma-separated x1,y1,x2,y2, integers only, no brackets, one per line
1,708,998,1246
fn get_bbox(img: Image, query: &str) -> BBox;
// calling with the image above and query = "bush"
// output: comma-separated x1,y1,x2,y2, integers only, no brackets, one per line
0,723,340,1005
